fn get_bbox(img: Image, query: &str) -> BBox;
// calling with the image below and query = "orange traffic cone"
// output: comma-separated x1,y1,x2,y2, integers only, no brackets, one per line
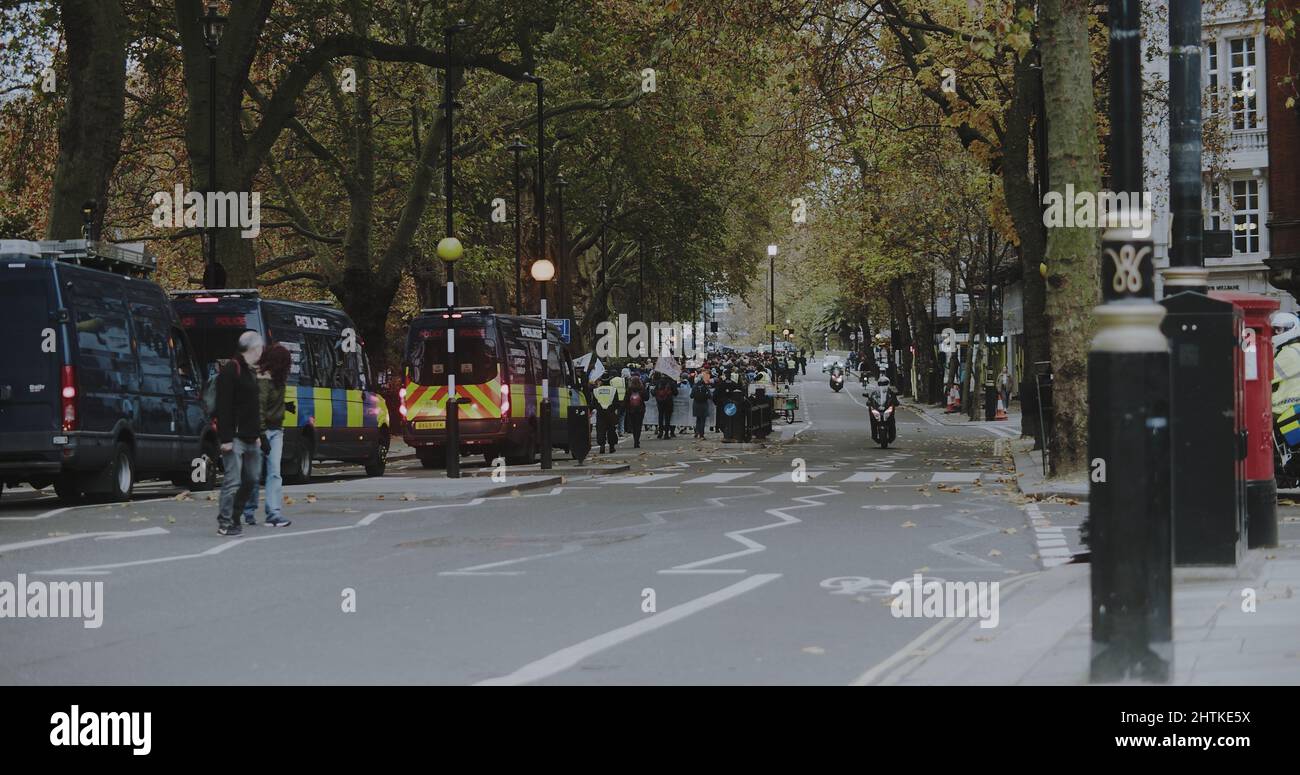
995,396,1008,420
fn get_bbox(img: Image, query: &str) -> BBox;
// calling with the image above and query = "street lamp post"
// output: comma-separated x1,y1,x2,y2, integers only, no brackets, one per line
441,19,470,478
508,138,527,314
532,258,556,470
768,244,778,366
555,175,569,325
200,1,226,289
1088,0,1172,682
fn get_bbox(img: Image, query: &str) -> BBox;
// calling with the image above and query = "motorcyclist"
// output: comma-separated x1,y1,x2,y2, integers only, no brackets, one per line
829,363,845,391
867,375,900,411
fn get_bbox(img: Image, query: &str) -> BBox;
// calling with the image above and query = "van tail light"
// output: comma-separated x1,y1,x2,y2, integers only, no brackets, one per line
60,365,77,431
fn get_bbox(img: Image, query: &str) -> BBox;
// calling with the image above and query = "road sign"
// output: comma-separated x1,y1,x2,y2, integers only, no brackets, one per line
553,318,571,344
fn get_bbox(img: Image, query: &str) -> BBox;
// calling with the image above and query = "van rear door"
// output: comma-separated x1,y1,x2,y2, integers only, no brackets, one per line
0,264,60,438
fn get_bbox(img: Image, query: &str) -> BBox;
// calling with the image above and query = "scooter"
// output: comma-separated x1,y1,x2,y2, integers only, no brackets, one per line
865,386,898,448
830,370,844,392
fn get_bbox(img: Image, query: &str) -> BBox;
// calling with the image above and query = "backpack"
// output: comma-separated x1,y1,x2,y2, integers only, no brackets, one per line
655,383,672,401
628,390,644,410
692,383,709,401
202,358,239,415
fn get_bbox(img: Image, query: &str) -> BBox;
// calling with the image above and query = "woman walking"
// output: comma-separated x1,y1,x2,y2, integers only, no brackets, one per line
242,343,293,527
625,375,649,448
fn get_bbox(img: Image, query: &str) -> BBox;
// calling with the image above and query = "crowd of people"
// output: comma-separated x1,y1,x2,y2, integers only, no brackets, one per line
581,347,811,453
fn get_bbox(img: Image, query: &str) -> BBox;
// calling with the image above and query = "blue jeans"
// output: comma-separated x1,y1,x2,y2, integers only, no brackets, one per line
219,437,261,528
241,429,283,522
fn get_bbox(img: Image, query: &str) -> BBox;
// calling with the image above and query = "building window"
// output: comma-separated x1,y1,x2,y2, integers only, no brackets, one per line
1206,42,1220,116
1231,179,1260,254
1229,37,1258,130
1206,185,1222,231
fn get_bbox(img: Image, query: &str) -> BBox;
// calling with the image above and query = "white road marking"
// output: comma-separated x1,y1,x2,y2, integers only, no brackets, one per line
681,471,758,484
440,542,583,576
861,504,942,511
35,498,488,575
606,473,681,484
758,471,826,483
659,487,839,574
475,573,782,686
0,526,168,554
840,471,897,482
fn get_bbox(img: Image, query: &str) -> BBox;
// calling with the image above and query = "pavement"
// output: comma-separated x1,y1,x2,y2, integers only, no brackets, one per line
1,360,1292,685
876,403,1300,686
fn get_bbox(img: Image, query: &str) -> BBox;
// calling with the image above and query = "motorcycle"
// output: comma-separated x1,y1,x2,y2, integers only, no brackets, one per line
865,385,898,448
829,369,844,392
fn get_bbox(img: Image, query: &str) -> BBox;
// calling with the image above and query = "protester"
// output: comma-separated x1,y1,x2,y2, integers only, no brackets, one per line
654,373,678,438
241,343,293,528
625,375,649,448
216,331,264,537
691,376,712,439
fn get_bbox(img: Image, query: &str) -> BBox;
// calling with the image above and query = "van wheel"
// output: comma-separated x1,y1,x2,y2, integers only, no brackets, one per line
418,447,446,469
285,443,313,484
100,443,135,502
365,433,389,477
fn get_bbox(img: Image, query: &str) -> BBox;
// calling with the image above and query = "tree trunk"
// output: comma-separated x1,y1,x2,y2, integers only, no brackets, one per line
908,278,937,403
1040,0,1102,475
46,0,127,240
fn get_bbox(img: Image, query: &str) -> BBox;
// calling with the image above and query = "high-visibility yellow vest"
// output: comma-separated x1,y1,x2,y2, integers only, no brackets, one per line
593,385,618,409
611,375,627,400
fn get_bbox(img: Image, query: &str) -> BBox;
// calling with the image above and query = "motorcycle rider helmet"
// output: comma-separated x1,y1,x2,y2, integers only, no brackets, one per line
1273,312,1300,348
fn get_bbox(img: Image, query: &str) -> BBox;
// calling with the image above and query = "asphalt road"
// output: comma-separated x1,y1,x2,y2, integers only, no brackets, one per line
1,359,1101,685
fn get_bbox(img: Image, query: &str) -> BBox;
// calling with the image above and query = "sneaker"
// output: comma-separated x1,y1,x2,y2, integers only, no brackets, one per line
218,524,243,537
266,517,292,528
244,518,257,526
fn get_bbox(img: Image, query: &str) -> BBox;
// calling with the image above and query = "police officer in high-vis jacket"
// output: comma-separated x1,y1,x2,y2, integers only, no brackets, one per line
589,376,622,454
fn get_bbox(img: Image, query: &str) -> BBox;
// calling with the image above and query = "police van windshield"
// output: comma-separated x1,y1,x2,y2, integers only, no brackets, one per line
409,325,498,385
177,309,262,381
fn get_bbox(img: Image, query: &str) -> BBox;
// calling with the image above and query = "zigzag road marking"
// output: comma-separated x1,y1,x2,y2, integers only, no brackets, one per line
658,486,841,575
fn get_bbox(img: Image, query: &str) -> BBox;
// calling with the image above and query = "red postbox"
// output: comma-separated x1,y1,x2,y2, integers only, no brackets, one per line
1210,291,1279,548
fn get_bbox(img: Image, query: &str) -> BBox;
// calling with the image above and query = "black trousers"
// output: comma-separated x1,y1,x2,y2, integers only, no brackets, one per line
627,411,645,445
596,409,618,449
656,401,674,435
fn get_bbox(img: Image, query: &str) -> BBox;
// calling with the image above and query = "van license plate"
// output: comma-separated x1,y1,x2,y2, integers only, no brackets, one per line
415,420,446,430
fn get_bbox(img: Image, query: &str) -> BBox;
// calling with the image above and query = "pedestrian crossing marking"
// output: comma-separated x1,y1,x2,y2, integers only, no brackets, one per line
758,471,827,483
682,471,760,484
840,471,897,482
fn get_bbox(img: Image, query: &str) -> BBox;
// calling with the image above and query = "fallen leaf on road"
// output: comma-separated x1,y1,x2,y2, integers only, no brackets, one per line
510,489,521,497
129,517,147,523
283,496,296,505
988,549,1002,557
205,493,217,501
400,493,417,501
376,495,385,500
167,516,176,524
306,494,318,503
801,646,826,655
900,520,917,528
974,636,994,642
1002,527,1018,535
174,491,192,501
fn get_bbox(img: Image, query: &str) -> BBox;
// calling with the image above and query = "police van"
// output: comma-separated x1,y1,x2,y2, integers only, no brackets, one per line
400,307,589,466
0,239,211,502
171,290,390,482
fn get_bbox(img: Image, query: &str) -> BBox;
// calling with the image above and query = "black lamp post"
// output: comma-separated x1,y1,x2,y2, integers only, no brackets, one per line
508,137,527,314
200,1,226,289
440,18,470,478
533,258,556,469
555,175,569,325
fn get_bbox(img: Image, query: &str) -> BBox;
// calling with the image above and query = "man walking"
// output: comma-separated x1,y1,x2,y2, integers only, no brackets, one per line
590,376,621,454
654,374,678,438
216,331,264,537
